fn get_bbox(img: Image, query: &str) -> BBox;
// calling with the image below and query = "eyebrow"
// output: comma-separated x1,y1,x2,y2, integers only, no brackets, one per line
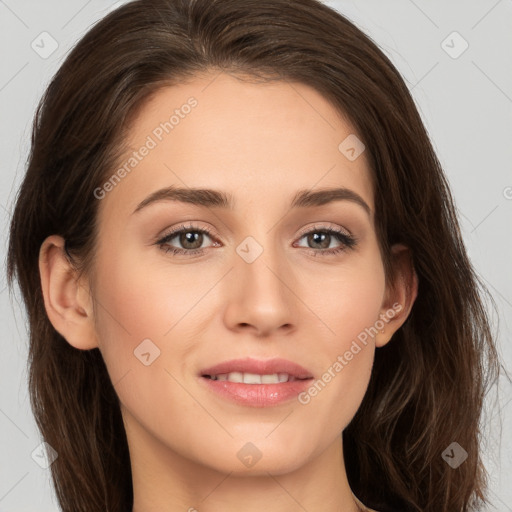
132,185,371,216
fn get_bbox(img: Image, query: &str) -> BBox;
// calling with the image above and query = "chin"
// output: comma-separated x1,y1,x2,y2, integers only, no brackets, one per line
193,436,316,476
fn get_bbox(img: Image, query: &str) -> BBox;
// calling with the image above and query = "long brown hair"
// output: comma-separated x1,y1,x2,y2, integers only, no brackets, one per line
7,0,500,510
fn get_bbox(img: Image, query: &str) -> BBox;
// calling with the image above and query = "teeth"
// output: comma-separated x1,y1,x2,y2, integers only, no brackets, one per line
244,372,262,384
208,372,296,384
227,371,243,383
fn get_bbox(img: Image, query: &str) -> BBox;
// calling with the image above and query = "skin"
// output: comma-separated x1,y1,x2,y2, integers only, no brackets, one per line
39,71,417,512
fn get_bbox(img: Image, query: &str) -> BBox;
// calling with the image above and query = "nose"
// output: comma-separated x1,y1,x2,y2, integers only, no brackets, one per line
222,240,298,338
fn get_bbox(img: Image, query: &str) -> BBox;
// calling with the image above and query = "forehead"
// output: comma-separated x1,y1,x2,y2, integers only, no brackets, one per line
98,71,374,221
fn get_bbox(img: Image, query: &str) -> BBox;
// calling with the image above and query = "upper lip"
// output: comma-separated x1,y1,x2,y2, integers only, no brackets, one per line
200,357,313,379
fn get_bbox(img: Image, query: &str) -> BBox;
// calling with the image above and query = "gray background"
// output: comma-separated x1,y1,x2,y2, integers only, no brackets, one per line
1,0,511,510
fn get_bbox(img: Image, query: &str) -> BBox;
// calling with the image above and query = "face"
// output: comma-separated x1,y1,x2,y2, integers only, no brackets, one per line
87,71,392,476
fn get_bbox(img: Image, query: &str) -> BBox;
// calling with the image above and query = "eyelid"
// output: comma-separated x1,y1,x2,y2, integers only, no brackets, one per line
156,222,217,242
295,222,353,239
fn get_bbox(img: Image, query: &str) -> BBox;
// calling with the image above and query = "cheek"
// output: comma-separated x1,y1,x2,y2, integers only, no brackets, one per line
90,249,203,432
90,245,179,380
298,254,386,427
92,244,204,345
332,272,385,342
310,250,386,346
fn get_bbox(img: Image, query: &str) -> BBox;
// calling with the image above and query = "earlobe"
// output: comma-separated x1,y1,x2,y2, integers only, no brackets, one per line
39,235,98,350
375,244,418,348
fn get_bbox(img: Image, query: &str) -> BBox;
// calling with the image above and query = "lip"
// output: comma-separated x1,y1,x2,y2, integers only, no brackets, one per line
199,357,314,408
200,357,313,379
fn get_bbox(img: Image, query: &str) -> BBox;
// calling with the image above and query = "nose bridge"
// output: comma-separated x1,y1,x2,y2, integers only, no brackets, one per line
223,230,297,334
237,232,290,303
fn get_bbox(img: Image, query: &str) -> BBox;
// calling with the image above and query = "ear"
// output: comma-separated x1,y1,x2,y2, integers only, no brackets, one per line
375,243,418,348
39,235,99,350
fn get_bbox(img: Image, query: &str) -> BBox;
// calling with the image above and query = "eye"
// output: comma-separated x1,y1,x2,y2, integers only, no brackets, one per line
294,224,357,256
156,223,218,256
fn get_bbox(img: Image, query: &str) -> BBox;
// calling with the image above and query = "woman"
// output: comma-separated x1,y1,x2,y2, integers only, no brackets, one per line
6,0,500,510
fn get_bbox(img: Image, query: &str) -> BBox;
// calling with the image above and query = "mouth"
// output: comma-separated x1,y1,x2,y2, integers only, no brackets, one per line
200,356,313,381
202,372,308,384
199,358,314,407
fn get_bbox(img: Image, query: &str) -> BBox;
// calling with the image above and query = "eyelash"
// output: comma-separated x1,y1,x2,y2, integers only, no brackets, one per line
155,223,357,257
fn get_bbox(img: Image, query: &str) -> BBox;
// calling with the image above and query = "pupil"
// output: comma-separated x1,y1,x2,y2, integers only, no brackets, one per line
181,231,202,249
310,232,329,249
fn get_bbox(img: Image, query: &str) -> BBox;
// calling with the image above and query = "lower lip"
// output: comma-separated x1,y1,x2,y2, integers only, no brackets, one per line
200,376,313,407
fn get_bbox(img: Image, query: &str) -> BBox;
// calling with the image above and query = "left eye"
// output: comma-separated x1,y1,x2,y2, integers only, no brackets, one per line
295,229,354,251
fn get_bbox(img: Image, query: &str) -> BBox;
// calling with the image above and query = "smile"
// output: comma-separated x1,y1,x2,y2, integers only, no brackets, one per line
203,372,307,384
